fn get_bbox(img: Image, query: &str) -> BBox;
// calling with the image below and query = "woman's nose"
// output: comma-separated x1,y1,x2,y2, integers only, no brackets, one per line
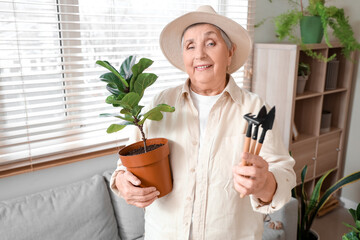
195,46,206,59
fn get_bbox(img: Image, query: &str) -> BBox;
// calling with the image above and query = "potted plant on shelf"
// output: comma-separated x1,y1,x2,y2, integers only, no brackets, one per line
258,0,360,61
297,62,311,94
292,165,360,240
342,202,360,240
96,56,175,198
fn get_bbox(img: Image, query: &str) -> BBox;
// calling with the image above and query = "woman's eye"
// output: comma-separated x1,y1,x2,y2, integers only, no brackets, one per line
207,41,215,46
186,44,194,50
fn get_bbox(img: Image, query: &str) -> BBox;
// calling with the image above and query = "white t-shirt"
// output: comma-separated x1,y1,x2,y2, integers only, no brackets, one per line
189,89,222,150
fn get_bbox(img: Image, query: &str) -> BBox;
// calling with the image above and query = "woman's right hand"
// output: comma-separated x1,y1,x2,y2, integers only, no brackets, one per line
115,170,160,208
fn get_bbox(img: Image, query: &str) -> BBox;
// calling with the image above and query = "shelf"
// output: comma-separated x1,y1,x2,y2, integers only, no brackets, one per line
296,91,322,100
323,88,347,95
292,133,317,145
320,127,342,136
253,43,354,189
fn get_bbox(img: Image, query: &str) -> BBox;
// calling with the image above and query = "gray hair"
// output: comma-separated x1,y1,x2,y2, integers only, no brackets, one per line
181,23,233,50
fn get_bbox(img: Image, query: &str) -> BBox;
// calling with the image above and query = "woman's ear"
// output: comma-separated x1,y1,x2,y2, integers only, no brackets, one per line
227,43,237,66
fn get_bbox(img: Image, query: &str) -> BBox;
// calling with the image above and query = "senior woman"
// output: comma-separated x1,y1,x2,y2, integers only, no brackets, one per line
110,5,296,240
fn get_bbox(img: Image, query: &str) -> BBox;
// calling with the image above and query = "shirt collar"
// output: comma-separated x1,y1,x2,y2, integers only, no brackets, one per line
180,75,243,105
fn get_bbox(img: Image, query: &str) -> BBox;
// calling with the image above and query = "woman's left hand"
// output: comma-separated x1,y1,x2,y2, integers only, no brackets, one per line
232,152,277,203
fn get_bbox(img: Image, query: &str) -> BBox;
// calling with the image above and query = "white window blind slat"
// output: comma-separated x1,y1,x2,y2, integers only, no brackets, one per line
0,0,254,175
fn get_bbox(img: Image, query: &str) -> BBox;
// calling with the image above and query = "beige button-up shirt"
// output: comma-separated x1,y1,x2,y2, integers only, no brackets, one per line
110,76,296,240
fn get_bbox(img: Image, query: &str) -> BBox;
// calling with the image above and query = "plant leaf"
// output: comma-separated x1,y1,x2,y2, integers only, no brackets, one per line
119,92,141,110
106,122,131,133
100,72,125,92
120,55,136,81
100,113,133,122
96,60,129,88
307,169,333,214
130,58,154,91
106,84,121,96
300,165,308,236
132,105,144,118
309,171,360,229
134,73,158,97
138,104,175,125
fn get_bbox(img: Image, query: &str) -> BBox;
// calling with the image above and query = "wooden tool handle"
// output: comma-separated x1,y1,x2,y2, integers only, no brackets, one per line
250,139,256,154
254,142,263,156
242,137,251,166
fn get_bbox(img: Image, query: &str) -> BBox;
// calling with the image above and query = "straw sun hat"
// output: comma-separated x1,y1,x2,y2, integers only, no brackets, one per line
159,5,252,74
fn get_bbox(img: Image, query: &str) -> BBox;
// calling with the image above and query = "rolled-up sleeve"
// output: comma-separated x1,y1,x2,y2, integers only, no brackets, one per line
249,117,296,214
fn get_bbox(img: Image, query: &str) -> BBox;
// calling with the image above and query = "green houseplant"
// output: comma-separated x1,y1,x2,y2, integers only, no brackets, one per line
297,62,311,94
342,203,360,240
293,165,360,239
259,0,360,61
96,56,175,197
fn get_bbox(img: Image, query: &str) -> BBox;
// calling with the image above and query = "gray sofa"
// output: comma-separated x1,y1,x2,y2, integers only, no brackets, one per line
0,170,297,240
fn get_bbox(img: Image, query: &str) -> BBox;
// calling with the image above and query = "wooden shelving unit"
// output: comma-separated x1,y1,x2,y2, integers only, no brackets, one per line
252,43,355,189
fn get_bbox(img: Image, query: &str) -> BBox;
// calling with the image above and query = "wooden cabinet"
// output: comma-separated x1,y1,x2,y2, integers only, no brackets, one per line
252,43,355,187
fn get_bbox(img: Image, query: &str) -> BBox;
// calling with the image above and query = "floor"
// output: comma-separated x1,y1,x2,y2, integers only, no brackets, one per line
312,206,354,239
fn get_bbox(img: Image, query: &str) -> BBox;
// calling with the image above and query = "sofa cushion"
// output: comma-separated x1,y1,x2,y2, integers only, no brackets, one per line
0,174,120,240
103,170,145,240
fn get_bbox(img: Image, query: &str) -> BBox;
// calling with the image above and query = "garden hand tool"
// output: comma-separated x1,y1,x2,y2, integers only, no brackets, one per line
254,106,275,156
249,106,267,154
242,113,257,166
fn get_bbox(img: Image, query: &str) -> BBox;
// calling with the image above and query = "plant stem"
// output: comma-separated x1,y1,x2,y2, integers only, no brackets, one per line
300,0,304,15
133,117,147,153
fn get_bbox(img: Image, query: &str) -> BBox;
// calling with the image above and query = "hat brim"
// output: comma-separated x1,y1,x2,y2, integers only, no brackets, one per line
159,10,252,74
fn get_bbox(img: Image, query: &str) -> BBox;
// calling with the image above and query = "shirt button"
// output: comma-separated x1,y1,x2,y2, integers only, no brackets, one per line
192,140,197,145
190,168,195,173
185,222,189,226
186,197,191,201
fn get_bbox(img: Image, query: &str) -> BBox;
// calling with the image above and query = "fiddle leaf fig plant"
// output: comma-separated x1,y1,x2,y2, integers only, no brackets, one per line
96,56,175,153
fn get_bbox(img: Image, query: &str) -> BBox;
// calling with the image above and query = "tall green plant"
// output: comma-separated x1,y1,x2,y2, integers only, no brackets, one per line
293,165,360,239
96,56,175,152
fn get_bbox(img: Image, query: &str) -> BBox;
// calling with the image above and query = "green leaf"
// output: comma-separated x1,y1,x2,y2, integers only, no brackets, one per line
307,169,333,214
120,55,136,81
105,95,121,105
96,60,129,88
350,208,357,222
130,58,154,91
139,104,175,125
356,203,360,220
100,113,134,122
134,73,158,97
106,123,129,133
309,171,360,229
100,72,125,92
120,109,131,115
119,92,141,110
132,105,144,118
106,84,121,96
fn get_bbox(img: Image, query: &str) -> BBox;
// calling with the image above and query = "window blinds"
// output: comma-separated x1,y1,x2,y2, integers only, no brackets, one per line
0,0,255,176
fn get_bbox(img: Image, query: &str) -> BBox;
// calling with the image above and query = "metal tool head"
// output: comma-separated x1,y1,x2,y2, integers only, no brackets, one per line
243,113,256,138
244,112,262,125
256,105,267,124
262,106,275,131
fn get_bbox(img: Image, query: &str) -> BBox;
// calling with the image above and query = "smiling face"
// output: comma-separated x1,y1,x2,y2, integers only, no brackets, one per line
182,23,235,95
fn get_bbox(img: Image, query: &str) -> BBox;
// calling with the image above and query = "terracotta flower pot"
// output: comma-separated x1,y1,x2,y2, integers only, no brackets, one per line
119,138,172,198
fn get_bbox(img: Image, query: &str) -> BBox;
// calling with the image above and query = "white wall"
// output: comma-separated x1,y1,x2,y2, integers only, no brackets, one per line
255,0,360,205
